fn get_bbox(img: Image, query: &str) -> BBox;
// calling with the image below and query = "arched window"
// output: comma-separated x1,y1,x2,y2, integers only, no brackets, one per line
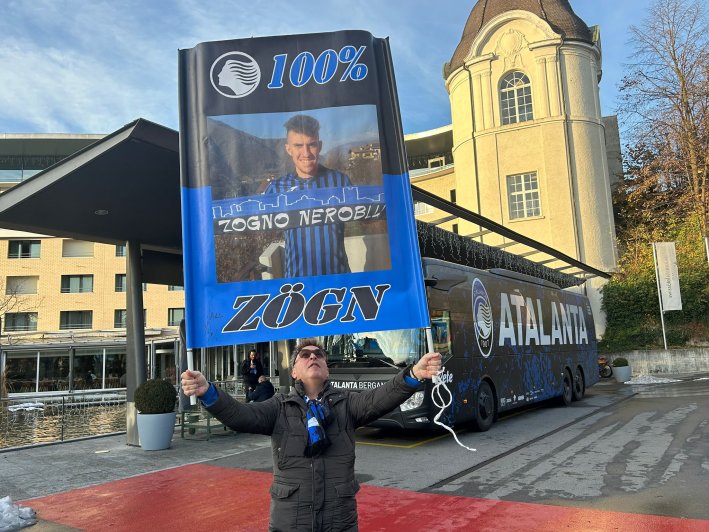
500,71,533,125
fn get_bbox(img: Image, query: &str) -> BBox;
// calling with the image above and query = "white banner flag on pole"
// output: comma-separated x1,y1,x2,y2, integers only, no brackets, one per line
653,242,682,311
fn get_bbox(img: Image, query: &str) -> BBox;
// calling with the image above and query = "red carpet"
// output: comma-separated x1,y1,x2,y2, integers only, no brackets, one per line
25,464,709,531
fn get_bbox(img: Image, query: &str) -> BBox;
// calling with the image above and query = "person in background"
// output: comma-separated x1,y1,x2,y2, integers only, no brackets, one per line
250,375,275,403
181,338,442,531
240,349,263,401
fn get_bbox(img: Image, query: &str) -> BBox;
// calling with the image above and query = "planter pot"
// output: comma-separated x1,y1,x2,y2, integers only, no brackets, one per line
613,365,632,383
137,411,176,450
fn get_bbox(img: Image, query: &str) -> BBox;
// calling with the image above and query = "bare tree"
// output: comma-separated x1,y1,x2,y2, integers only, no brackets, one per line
618,0,708,236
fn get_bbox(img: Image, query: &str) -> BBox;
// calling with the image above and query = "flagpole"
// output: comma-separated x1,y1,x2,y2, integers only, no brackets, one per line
652,243,668,351
187,348,197,405
425,327,434,353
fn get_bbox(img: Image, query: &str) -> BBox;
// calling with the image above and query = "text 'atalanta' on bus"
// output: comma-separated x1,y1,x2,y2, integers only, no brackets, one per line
498,292,589,347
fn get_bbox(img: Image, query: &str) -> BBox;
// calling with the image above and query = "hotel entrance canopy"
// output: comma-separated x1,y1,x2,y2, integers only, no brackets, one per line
0,119,183,285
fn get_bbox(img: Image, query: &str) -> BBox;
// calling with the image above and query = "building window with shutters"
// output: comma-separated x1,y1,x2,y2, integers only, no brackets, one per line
61,275,94,293
6,276,39,295
114,310,127,328
60,310,93,330
168,308,185,327
500,71,533,125
4,312,38,332
507,172,541,220
8,240,40,258
413,201,433,216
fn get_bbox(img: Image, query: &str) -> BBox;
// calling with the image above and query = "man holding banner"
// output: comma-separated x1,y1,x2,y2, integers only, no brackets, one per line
181,340,442,531
264,114,352,277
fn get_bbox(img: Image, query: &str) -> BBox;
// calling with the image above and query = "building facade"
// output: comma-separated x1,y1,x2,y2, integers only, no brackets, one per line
410,0,619,335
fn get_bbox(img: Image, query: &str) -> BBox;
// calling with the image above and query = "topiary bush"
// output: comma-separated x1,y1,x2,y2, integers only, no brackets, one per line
611,357,629,367
134,379,177,414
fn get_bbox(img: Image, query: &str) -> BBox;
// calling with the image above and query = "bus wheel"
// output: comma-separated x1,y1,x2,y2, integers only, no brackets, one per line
572,366,585,401
558,368,573,406
473,381,496,432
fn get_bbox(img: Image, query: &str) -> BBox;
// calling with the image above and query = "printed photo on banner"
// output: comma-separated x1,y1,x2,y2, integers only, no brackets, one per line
207,104,392,283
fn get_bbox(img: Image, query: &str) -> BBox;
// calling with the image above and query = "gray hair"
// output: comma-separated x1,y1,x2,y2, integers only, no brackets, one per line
289,338,325,370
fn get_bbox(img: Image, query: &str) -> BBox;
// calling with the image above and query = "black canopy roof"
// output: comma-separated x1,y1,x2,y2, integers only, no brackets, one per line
0,119,183,285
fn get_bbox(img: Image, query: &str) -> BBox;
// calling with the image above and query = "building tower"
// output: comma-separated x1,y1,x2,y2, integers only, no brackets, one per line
444,0,618,335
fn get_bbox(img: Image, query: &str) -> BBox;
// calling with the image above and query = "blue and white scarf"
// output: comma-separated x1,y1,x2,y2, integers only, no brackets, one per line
304,396,331,457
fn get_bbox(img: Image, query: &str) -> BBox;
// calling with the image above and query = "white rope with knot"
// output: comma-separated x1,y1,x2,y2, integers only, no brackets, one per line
431,366,477,452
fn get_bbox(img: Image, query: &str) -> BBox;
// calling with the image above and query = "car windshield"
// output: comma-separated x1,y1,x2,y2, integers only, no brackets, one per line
319,328,425,369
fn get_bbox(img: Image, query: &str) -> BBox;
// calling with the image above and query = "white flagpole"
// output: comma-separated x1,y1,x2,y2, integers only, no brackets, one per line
187,348,197,405
652,243,668,351
425,327,434,353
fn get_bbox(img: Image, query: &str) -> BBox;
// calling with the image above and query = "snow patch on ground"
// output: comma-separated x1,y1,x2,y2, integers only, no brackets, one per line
626,375,681,385
0,496,36,531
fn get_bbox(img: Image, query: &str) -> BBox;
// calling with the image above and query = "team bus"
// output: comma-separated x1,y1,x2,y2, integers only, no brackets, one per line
320,257,598,431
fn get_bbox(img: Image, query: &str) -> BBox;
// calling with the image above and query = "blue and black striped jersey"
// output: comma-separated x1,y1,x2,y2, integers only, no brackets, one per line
264,166,352,277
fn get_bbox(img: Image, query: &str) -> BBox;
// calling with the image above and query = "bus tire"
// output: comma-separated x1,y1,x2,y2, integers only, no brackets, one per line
558,368,573,406
572,366,585,401
473,380,496,432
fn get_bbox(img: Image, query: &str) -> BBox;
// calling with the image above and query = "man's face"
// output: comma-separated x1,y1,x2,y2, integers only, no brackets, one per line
291,345,329,383
285,131,322,178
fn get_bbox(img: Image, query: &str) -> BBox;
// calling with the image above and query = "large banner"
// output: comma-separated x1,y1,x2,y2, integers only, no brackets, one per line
178,31,429,348
652,242,682,311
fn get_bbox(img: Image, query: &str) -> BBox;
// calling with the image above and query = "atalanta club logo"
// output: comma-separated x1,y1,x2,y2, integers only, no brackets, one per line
472,278,493,357
210,51,261,98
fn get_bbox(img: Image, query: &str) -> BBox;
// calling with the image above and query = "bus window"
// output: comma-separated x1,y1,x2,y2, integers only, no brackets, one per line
430,311,452,356
320,329,425,369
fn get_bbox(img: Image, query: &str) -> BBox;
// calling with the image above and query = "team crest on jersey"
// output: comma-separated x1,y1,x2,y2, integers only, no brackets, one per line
472,278,493,357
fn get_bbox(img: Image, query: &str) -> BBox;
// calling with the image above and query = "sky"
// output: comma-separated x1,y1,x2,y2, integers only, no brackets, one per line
0,0,651,136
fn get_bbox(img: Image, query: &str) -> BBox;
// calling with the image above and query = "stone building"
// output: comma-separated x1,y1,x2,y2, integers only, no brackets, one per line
410,0,619,334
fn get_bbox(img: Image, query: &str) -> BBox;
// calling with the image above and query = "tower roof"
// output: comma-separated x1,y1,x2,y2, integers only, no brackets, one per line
444,0,593,78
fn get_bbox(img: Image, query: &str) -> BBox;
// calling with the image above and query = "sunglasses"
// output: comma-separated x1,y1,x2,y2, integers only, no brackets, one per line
297,349,326,359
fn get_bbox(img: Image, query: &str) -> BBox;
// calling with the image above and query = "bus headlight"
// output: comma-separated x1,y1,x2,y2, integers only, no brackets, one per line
400,391,424,411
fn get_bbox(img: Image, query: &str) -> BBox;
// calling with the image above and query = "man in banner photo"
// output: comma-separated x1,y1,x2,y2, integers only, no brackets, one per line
209,105,391,283
264,114,351,277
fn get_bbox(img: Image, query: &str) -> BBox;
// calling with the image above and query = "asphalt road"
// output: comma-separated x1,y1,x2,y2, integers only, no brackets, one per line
424,375,709,520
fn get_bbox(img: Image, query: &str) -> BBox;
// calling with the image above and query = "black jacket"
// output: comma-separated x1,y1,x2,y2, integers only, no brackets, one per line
241,359,263,389
250,380,275,402
206,367,419,531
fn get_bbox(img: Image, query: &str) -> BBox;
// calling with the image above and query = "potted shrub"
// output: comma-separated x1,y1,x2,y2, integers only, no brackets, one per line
134,378,177,450
611,357,631,383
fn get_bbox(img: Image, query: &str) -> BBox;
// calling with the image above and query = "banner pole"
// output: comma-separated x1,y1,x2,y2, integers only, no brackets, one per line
425,327,434,354
652,243,668,351
187,348,197,405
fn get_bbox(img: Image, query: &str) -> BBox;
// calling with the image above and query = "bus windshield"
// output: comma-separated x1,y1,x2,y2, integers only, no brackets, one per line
319,329,426,369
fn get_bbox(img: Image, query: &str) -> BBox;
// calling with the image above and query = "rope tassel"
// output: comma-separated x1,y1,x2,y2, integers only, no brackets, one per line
431,367,477,452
